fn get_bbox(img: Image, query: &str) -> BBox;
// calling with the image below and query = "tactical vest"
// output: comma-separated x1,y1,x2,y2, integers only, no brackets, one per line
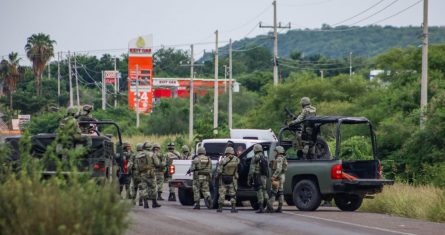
135,152,152,173
197,155,211,175
222,156,238,176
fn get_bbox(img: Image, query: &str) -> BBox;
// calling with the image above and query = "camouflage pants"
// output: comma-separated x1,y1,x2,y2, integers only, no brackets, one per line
156,171,164,193
130,176,141,199
269,174,285,205
255,175,269,205
139,173,157,200
166,175,175,193
193,175,210,202
218,178,237,206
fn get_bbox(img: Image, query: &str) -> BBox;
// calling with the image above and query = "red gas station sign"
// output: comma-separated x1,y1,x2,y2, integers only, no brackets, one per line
128,35,153,113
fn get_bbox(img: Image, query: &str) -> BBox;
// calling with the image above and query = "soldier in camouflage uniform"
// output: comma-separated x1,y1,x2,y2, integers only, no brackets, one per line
77,105,96,134
153,143,167,200
134,142,161,209
216,147,240,213
248,144,270,213
267,146,288,213
119,142,133,199
132,143,144,206
181,145,192,160
56,107,84,156
165,143,180,201
290,97,317,159
189,147,212,209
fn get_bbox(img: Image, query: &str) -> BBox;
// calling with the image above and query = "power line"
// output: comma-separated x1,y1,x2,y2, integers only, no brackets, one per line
331,0,386,26
371,0,423,25
349,0,400,26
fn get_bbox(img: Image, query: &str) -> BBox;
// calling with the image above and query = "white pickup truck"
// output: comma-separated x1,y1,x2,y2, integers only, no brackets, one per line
169,129,278,206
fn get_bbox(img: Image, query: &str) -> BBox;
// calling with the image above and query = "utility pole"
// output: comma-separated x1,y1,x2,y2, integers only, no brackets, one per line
102,71,106,110
349,52,352,78
114,56,117,108
57,52,61,100
320,70,324,80
223,65,228,93
213,30,219,135
228,38,233,129
74,52,80,107
259,0,290,86
48,61,51,79
189,44,194,142
420,0,429,128
135,64,140,128
68,51,73,107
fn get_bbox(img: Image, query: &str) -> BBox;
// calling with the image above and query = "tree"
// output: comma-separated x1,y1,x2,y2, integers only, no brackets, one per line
25,33,56,96
0,52,21,109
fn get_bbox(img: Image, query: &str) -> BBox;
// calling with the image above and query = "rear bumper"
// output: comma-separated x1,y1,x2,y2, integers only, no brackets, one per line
169,179,193,189
333,179,394,194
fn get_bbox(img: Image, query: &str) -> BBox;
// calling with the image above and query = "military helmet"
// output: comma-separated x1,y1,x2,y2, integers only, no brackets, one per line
83,105,93,112
123,142,131,148
224,147,235,155
167,142,175,149
197,147,206,155
182,145,189,152
153,143,161,149
67,107,77,116
300,97,311,106
275,146,285,154
136,143,143,151
143,141,152,150
253,144,263,153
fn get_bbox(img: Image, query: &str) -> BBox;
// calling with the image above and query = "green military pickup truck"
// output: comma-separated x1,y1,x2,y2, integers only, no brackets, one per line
219,115,393,212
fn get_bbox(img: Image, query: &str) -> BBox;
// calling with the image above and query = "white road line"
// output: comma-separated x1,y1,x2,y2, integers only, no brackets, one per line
283,212,417,235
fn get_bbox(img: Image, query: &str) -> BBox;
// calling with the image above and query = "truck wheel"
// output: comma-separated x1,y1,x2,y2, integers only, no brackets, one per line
293,179,321,211
334,194,363,211
178,188,194,206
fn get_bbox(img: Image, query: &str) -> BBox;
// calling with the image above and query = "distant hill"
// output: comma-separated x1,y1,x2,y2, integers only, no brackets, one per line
205,25,445,60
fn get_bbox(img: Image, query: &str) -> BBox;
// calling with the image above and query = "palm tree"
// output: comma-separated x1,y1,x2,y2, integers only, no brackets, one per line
0,52,21,109
25,33,56,96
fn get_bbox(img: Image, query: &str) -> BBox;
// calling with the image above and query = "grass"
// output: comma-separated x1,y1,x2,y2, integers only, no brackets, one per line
360,183,445,222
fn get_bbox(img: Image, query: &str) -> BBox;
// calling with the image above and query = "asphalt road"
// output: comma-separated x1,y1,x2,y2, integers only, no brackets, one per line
125,190,444,235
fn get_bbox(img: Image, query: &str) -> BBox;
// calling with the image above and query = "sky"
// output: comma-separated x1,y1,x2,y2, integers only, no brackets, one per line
1,0,444,63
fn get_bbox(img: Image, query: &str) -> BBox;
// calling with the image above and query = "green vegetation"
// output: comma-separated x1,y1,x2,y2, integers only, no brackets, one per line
360,183,445,222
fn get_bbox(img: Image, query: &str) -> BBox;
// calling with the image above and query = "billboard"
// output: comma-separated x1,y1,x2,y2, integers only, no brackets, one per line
104,71,118,84
128,35,153,113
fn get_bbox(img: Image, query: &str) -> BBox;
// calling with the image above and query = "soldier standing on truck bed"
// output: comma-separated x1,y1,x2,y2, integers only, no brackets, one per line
290,97,317,159
165,143,180,201
216,147,240,213
189,147,212,209
267,146,288,213
180,145,192,160
248,144,270,213
134,142,161,209
153,143,167,201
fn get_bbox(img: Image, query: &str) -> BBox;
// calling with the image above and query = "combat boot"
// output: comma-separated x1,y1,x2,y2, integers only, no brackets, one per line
152,200,162,208
138,197,143,206
230,204,238,213
158,192,164,201
255,205,265,214
143,199,149,209
193,202,200,210
217,204,223,213
168,192,176,201
275,203,283,213
204,196,212,209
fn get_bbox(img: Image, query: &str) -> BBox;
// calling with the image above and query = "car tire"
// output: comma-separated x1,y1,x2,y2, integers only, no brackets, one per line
293,179,322,211
334,194,363,211
178,187,194,206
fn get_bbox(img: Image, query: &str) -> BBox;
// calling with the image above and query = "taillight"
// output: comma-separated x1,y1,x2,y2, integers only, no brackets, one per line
169,165,175,175
331,164,343,180
123,159,128,174
93,162,106,173
377,161,382,179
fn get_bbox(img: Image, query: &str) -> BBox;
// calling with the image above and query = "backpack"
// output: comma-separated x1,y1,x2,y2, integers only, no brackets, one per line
258,154,269,176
